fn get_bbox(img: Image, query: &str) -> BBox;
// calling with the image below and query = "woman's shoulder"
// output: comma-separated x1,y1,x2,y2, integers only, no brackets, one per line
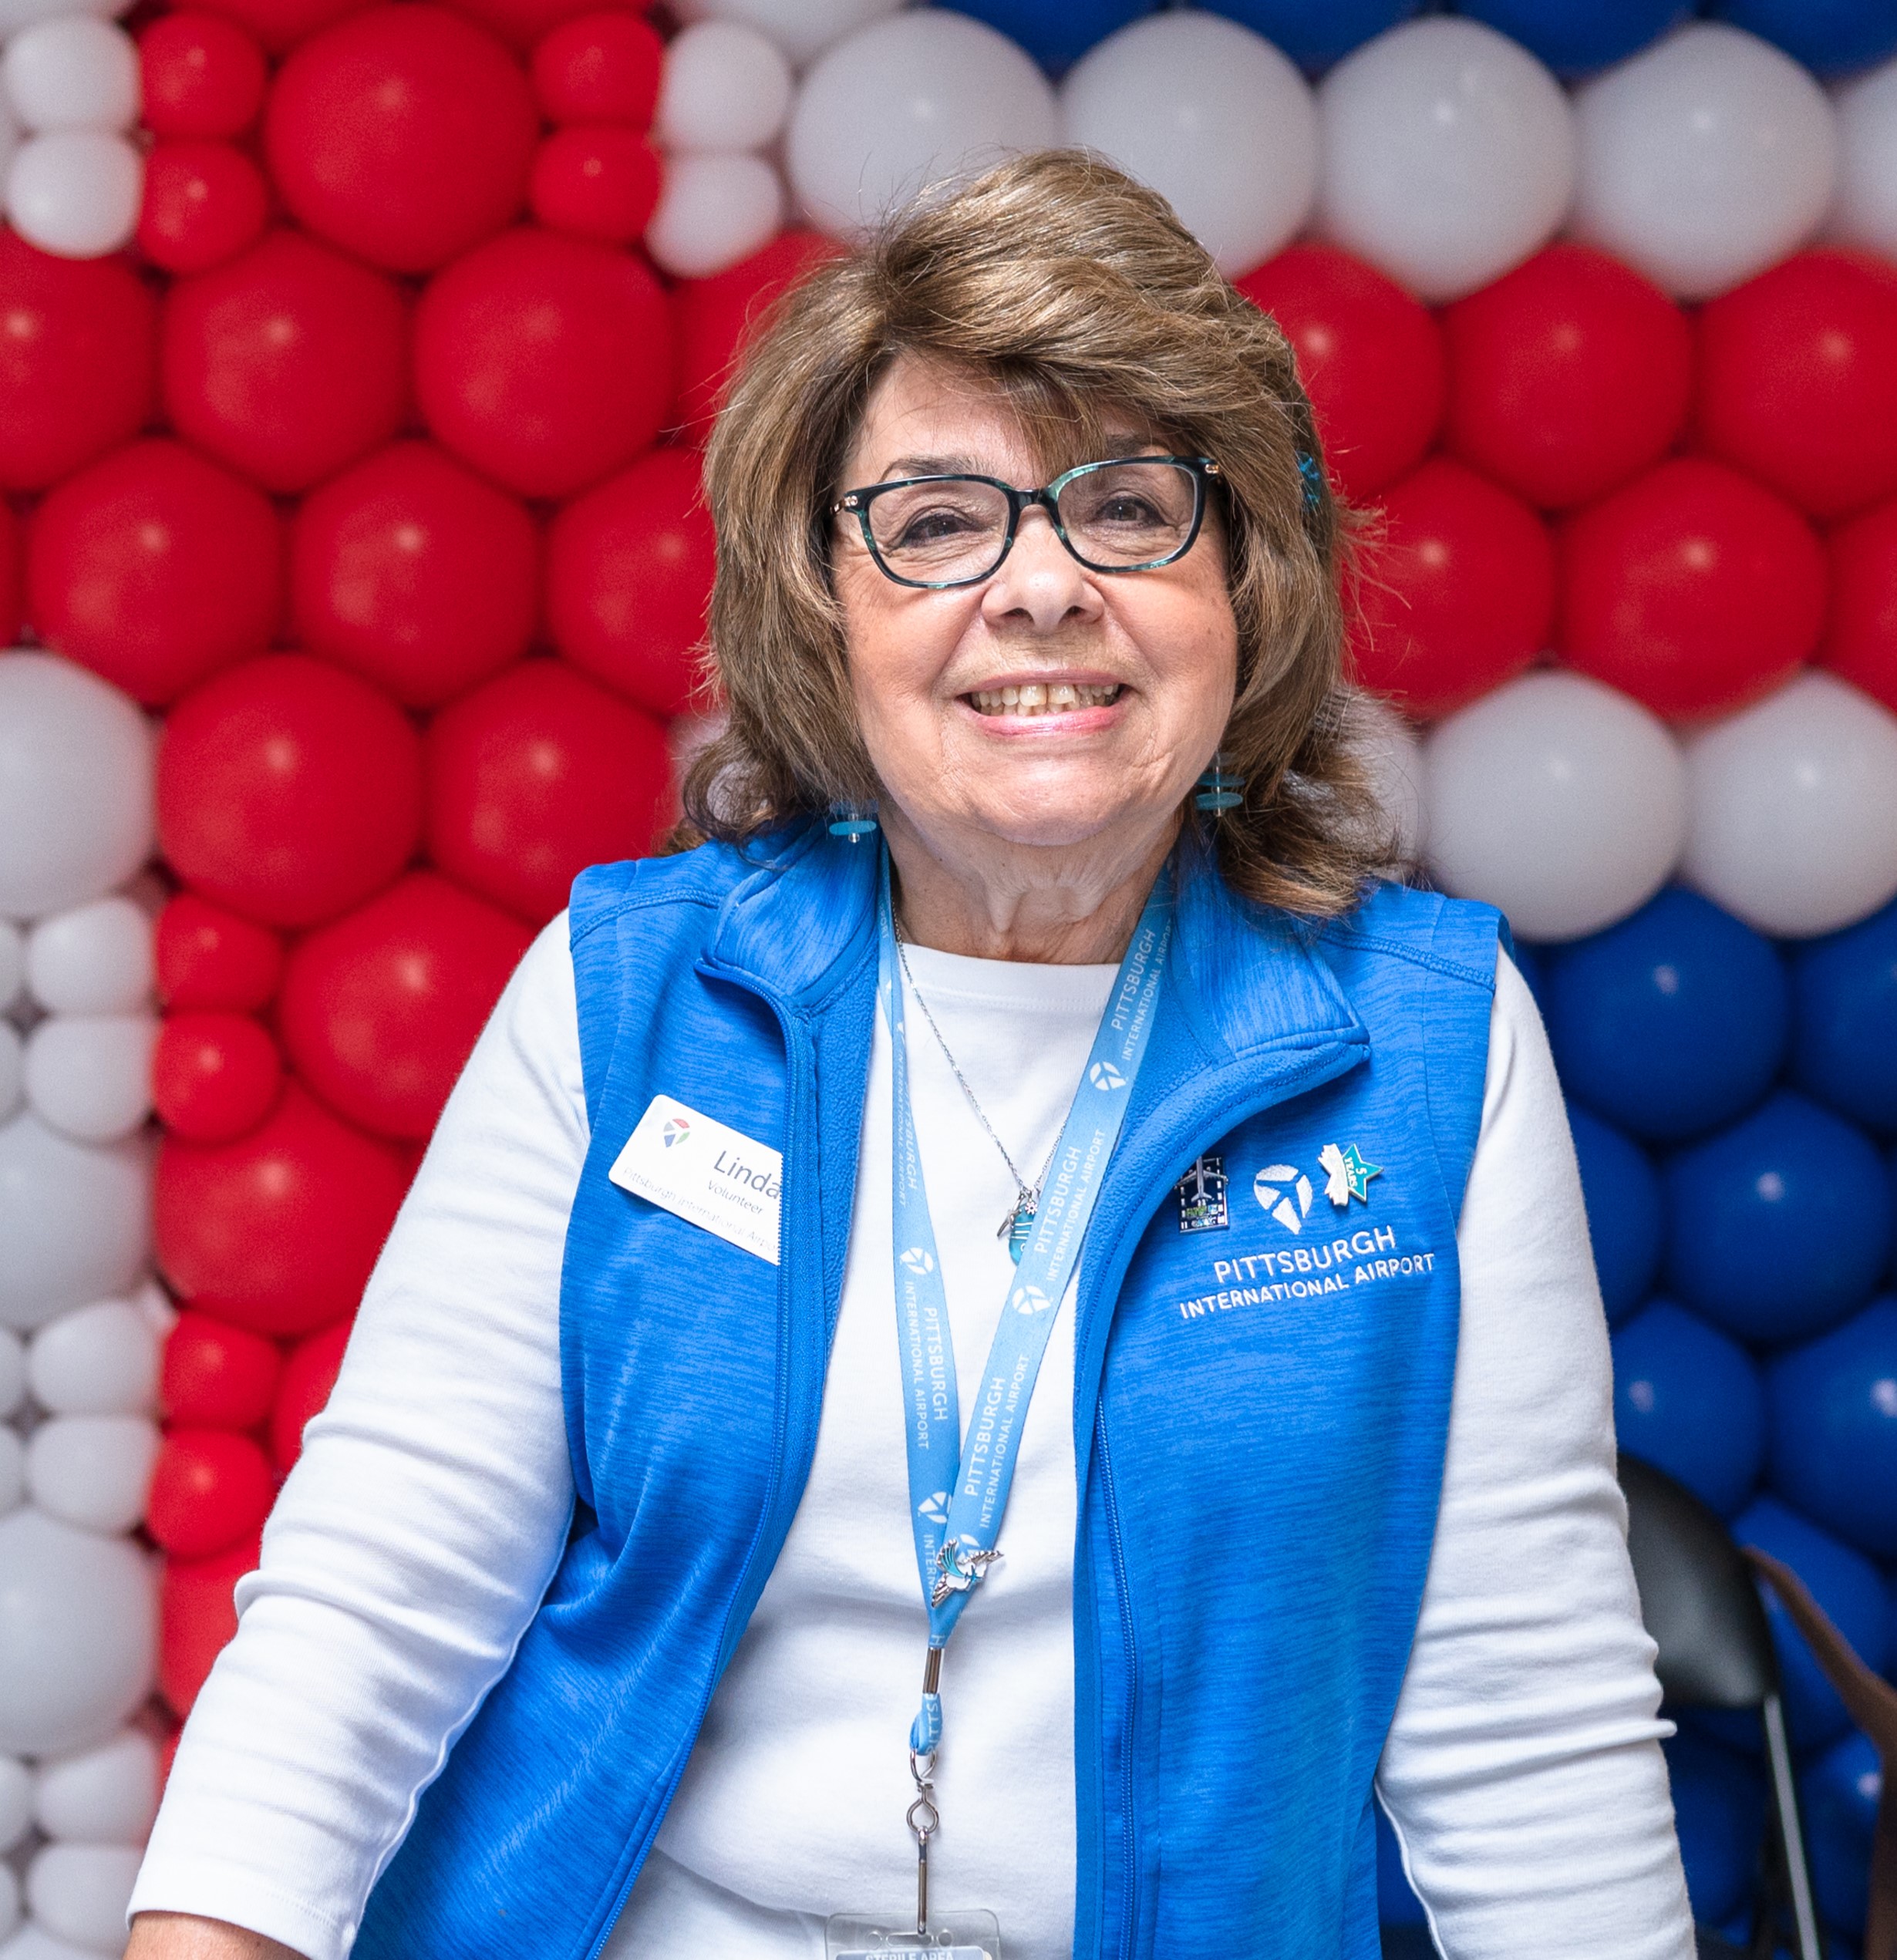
568,834,787,947
1319,877,1507,997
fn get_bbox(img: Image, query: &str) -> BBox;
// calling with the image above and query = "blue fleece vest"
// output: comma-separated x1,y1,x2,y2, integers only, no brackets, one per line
355,827,1502,1960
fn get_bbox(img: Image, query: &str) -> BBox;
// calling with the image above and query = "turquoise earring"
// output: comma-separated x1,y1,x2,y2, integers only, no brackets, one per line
827,801,880,840
1194,754,1245,813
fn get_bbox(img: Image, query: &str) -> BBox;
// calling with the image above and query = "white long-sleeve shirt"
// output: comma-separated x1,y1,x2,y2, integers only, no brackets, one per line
130,920,1693,1960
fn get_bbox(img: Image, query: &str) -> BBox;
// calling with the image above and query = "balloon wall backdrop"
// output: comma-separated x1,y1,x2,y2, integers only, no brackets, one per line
2,0,1896,1952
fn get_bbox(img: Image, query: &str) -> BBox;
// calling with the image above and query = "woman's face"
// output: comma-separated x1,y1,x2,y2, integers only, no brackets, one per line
833,356,1238,866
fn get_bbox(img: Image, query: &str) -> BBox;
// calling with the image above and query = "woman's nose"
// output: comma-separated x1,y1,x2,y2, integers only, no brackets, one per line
979,506,1103,632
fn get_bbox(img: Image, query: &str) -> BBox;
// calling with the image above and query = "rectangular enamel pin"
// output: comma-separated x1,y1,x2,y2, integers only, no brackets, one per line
608,1093,783,1266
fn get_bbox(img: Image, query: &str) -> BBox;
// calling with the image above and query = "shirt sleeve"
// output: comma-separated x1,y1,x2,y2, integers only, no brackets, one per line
1376,950,1695,1960
129,917,589,1960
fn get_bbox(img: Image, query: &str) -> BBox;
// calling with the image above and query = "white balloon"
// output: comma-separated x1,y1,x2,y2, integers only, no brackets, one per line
5,128,140,258
25,1417,157,1535
0,1026,20,1126
1572,24,1837,302
1060,14,1315,278
1353,696,1427,867
1422,671,1687,943
0,1329,23,1419
22,1015,156,1145
1315,18,1574,303
787,12,1057,241
669,0,901,69
1830,59,1897,260
33,1729,157,1845
657,20,792,153
0,1756,29,1854
0,1927,101,1960
0,657,153,923
0,1869,16,1946
0,920,21,1013
0,1430,22,1518
0,85,19,186
25,1844,140,1955
645,151,786,279
25,899,151,1018
28,1301,156,1416
0,1508,154,1755
0,0,131,35
2,17,137,133
1681,672,1897,938
0,1115,150,1334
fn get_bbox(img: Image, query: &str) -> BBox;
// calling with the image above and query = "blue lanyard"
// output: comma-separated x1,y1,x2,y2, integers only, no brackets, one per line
876,850,1171,1759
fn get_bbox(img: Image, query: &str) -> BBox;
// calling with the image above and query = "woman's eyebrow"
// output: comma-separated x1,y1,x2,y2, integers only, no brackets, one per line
874,453,984,480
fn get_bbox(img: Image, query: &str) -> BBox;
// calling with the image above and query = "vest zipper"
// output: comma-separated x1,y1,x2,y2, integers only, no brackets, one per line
581,985,821,1960
1097,1403,1141,1960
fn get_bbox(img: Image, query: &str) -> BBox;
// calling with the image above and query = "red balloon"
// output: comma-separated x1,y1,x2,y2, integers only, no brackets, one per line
136,140,270,275
155,893,284,1011
272,1322,350,1473
158,652,423,929
265,6,537,276
153,1011,284,1143
0,230,156,492
547,447,710,717
147,1429,277,1561
278,872,532,1139
27,439,282,706
1442,243,1692,512
162,1310,281,1430
1818,497,1897,716
416,227,674,498
1556,458,1826,721
1235,243,1444,504
156,1081,409,1336
162,229,409,495
1694,250,1897,523
671,229,844,443
140,12,268,138
160,1532,260,1716
0,500,19,647
531,10,662,125
441,0,607,53
1346,457,1555,720
290,442,539,708
529,126,662,244
425,659,672,924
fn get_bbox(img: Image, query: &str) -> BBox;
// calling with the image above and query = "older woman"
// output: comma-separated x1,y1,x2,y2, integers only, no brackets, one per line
129,154,1692,1960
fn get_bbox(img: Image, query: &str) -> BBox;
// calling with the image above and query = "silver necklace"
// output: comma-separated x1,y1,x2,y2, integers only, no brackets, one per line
894,924,1060,1263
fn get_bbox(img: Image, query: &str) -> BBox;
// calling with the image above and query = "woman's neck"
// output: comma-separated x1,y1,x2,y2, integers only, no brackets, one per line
882,804,1179,965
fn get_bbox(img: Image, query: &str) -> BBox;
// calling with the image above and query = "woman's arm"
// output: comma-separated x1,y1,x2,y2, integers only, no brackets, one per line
128,919,589,1960
1377,951,1695,1959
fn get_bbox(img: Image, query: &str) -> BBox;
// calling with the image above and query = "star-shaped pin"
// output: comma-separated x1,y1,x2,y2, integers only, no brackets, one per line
1319,1141,1382,1207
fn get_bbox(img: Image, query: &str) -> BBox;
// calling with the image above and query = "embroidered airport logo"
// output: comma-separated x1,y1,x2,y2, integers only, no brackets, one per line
1011,1282,1053,1315
900,1246,936,1275
1175,1154,1229,1233
1254,1163,1313,1234
1319,1141,1382,1208
1088,1059,1127,1092
662,1116,691,1148
917,1490,948,1524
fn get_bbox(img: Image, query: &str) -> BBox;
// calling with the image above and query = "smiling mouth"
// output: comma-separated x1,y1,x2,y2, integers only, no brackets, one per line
967,682,1124,717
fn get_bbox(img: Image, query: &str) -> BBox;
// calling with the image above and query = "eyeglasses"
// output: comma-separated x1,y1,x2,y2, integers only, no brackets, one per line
832,456,1221,590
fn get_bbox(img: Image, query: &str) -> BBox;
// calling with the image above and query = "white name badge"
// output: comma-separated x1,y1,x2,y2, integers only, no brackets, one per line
608,1093,783,1265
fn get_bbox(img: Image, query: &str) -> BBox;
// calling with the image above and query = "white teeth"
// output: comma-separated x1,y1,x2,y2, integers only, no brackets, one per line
969,683,1122,717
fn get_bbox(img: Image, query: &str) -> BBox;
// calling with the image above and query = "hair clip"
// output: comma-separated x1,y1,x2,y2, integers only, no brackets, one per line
827,801,880,840
1296,449,1324,513
1194,753,1245,813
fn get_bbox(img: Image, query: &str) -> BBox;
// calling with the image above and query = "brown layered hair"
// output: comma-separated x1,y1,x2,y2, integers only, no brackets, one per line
676,149,1393,917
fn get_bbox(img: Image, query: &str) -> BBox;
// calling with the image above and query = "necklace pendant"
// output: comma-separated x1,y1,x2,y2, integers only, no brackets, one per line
1005,1191,1036,1265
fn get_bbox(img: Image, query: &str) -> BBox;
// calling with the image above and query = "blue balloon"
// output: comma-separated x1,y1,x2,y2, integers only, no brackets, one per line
1664,1092,1892,1346
1571,1108,1663,1325
1373,1803,1427,1926
1767,1297,1897,1558
1191,0,1420,71
1508,938,1548,1019
1664,1728,1765,1925
1801,1727,1881,1936
1710,0,1897,76
1733,1495,1889,1750
1544,888,1788,1145
1791,896,1897,1139
935,0,1155,70
1454,0,1688,74
1615,1301,1764,1517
